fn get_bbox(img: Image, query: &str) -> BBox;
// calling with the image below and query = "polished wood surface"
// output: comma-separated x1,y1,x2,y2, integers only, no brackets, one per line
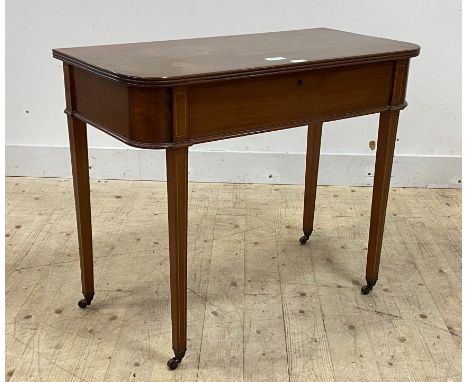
53,28,419,86
67,117,94,308
72,67,172,147
365,111,400,287
65,65,95,307
166,147,189,366
53,28,419,369
302,122,323,240
56,29,418,150
65,60,405,149
187,61,394,143
53,28,419,149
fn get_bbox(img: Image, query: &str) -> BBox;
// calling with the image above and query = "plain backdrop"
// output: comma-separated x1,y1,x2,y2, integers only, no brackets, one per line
5,0,462,187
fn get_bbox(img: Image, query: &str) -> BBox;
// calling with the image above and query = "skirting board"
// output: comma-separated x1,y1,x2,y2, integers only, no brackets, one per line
5,145,461,188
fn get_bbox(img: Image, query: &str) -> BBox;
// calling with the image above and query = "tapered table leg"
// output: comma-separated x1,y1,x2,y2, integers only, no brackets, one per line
362,111,400,295
67,116,95,308
300,122,323,245
166,146,189,370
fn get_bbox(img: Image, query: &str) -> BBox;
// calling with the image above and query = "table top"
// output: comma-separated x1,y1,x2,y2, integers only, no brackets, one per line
53,28,419,86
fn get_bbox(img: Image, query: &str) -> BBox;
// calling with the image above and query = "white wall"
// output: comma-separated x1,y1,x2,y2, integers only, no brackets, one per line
6,0,462,187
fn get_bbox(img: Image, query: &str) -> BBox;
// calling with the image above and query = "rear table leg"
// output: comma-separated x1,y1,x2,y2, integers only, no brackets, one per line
300,122,323,244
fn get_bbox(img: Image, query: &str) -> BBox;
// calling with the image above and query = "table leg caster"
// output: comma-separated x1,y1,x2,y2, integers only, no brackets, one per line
167,357,181,370
360,281,376,295
77,293,94,309
167,349,186,370
299,235,310,245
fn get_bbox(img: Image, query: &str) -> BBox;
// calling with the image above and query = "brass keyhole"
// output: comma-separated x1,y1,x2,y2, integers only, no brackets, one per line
297,79,304,87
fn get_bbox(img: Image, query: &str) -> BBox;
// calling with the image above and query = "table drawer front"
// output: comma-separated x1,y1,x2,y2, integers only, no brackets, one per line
187,61,394,140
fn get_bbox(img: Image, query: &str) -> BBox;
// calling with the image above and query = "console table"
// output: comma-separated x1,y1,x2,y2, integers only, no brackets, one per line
52,28,419,370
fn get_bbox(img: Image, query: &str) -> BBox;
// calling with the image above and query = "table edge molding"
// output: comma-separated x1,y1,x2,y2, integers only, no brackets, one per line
53,50,420,87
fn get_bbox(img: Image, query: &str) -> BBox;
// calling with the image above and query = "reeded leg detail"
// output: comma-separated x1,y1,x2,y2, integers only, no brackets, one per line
301,122,323,244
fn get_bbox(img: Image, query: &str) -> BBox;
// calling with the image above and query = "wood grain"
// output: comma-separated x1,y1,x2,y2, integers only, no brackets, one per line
6,178,460,381
365,111,400,286
71,67,172,148
61,58,408,150
166,147,189,359
52,28,419,86
187,62,393,142
67,116,94,302
302,122,323,237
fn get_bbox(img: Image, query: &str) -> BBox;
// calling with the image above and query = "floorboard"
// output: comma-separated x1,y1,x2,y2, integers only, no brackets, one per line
5,178,461,381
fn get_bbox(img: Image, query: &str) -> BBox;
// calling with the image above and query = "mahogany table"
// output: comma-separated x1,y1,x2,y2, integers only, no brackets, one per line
53,28,419,370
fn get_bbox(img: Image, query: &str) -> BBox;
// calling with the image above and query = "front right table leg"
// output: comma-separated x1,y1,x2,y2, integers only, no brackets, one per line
166,146,189,369
362,111,400,295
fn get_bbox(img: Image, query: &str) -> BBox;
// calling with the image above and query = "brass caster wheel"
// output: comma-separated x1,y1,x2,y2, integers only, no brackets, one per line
299,235,310,245
78,299,90,309
77,293,94,309
167,357,180,370
361,284,373,295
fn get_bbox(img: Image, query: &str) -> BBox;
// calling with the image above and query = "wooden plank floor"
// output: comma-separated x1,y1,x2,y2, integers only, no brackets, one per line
5,177,461,382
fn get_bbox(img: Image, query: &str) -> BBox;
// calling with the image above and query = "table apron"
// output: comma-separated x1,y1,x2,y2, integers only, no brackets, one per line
66,59,408,149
